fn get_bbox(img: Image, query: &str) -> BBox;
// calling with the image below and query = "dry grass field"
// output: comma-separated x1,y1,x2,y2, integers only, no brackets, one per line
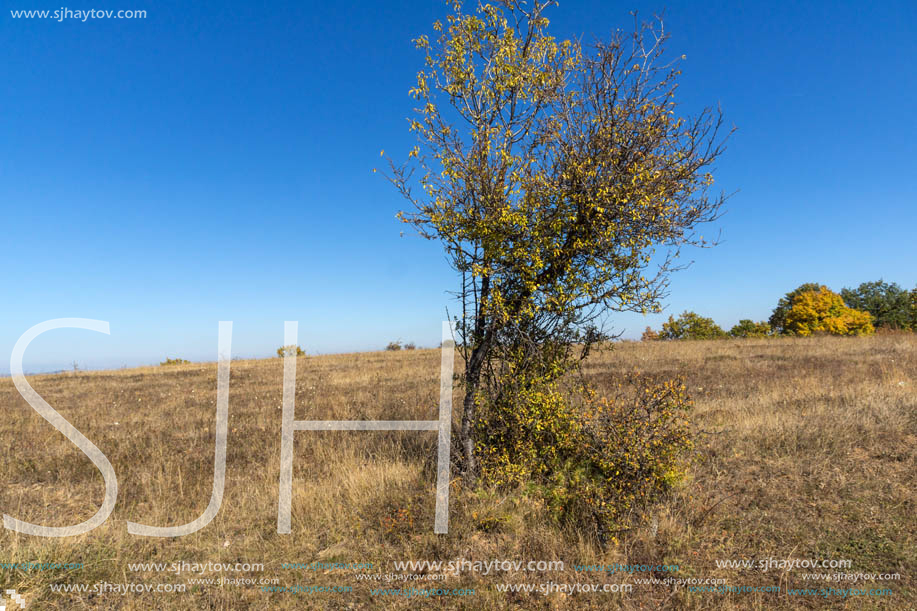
1,334,914,609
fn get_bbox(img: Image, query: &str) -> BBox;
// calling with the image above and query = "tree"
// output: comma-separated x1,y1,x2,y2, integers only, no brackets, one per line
769,282,823,334
841,280,912,330
658,311,727,340
784,287,874,337
729,319,771,338
385,1,729,483
909,288,917,329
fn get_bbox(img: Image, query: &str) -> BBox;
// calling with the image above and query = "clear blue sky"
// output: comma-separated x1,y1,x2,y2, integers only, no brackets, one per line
2,0,915,373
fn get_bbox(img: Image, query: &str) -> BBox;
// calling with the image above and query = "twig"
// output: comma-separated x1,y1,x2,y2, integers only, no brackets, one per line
692,491,741,527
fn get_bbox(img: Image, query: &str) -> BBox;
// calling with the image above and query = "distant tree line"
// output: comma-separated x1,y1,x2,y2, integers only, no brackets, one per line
643,280,917,340
385,341,416,351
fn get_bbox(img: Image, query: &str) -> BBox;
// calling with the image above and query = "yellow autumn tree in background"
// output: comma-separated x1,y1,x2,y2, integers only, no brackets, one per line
785,287,874,336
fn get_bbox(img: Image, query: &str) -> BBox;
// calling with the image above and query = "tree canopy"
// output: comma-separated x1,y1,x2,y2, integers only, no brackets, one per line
769,282,823,334
659,311,727,340
729,319,771,338
841,280,913,330
385,0,729,482
785,287,874,337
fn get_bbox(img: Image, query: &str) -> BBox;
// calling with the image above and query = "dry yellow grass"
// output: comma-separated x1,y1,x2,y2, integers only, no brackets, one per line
1,335,914,609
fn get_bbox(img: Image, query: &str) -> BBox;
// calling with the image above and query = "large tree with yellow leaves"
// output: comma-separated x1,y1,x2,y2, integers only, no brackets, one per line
385,1,729,481
785,287,874,337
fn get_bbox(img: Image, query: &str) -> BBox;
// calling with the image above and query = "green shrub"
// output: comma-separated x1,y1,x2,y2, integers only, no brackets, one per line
277,345,305,358
160,357,190,366
477,368,694,542
385,341,402,351
729,319,772,338
658,311,727,340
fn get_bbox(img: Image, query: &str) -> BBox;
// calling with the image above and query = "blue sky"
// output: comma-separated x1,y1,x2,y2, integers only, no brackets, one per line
2,0,915,373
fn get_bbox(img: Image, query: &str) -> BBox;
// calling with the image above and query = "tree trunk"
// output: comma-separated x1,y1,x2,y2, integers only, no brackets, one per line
459,343,486,484
460,274,491,486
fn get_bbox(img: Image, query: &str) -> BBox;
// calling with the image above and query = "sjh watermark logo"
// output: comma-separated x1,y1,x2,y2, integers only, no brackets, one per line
0,589,26,610
5,319,456,538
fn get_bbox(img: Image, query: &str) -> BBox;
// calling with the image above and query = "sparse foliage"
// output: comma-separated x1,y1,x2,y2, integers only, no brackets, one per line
478,371,694,541
386,341,403,351
404,342,417,350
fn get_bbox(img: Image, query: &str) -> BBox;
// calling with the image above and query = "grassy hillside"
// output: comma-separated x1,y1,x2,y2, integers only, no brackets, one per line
1,335,914,609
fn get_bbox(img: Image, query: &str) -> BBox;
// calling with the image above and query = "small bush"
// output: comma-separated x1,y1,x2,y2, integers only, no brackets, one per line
658,311,727,340
404,342,416,350
160,357,190,366
386,341,402,351
478,370,694,542
641,326,660,341
573,375,694,539
277,345,306,358
729,319,772,338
